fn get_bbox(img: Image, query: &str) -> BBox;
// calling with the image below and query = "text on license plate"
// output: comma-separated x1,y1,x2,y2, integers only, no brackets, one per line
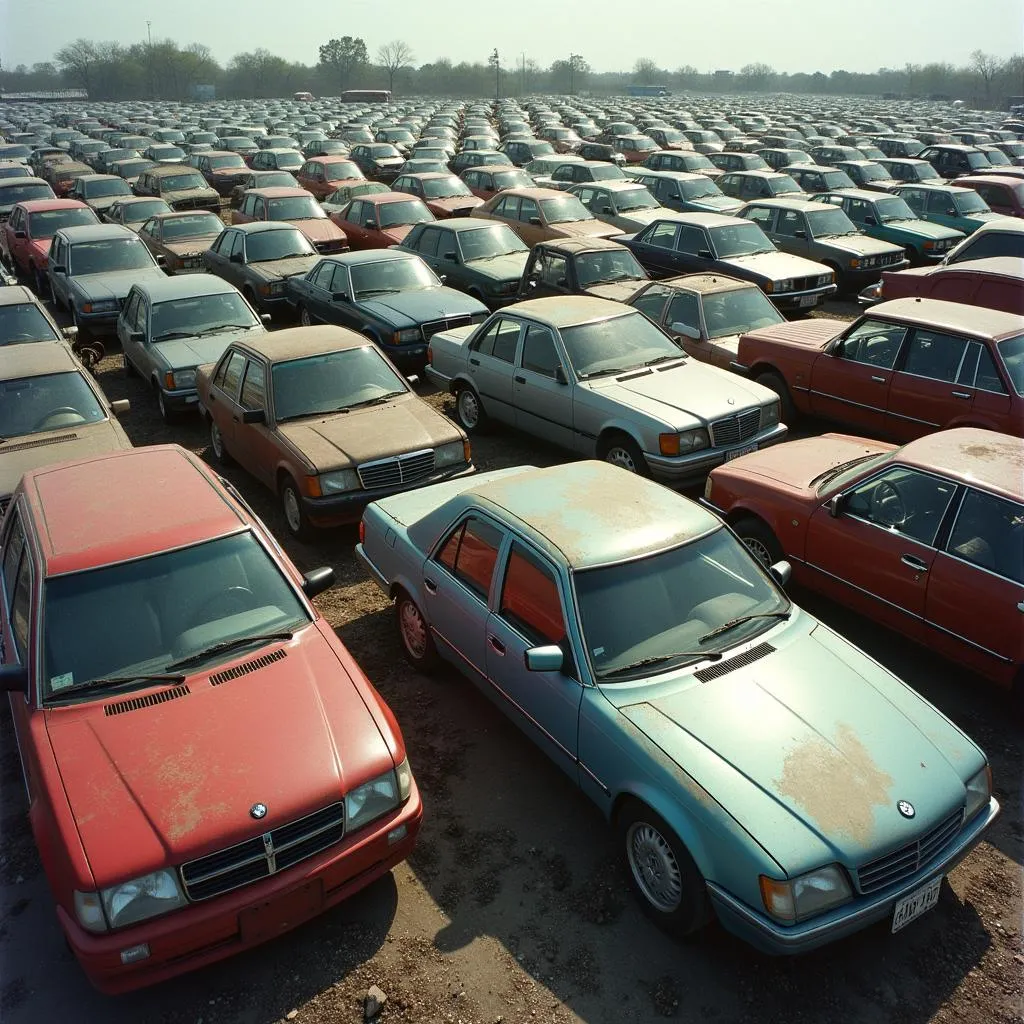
891,875,942,933
725,444,758,461
798,294,817,307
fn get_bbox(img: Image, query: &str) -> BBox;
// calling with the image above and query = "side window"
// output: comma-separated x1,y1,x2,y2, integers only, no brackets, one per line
538,253,568,287
644,221,679,249
495,196,519,219
745,206,775,230
255,199,267,219
312,262,336,289
520,325,560,377
11,547,31,656
347,200,364,224
838,319,907,369
2,514,26,611
417,227,443,258
122,291,140,330
435,517,504,600
519,197,539,222
971,342,1008,394
845,468,956,546
902,329,969,383
500,543,567,646
220,350,246,397
677,225,707,255
846,198,871,222
925,190,951,215
229,232,244,259
240,360,266,410
631,283,672,321
666,291,700,330
947,490,1023,583
775,210,803,236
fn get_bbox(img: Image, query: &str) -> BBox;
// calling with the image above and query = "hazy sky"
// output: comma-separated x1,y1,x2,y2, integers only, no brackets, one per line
2,0,1022,74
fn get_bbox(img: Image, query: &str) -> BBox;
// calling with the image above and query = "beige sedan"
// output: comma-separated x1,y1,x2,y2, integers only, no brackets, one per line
138,210,225,274
196,324,475,539
471,187,622,246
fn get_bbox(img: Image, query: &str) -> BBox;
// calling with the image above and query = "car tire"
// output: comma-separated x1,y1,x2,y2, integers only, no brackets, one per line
123,353,137,377
32,265,47,298
156,383,178,425
754,371,796,424
209,418,233,466
599,433,650,476
455,385,488,434
618,800,712,937
732,516,784,569
395,587,438,672
280,474,314,541
298,305,312,328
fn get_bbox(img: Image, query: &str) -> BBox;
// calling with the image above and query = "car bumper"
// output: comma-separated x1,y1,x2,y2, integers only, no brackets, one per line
423,365,453,391
378,342,429,374
74,308,121,333
707,797,1000,956
60,782,422,994
840,258,910,284
355,543,390,594
644,422,788,486
768,284,836,311
302,463,476,526
160,386,201,412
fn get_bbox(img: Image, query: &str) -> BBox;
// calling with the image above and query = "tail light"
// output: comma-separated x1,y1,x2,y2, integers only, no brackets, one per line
358,519,366,544
425,346,433,365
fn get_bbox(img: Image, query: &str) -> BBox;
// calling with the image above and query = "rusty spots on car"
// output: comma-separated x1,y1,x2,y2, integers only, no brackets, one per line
776,723,893,844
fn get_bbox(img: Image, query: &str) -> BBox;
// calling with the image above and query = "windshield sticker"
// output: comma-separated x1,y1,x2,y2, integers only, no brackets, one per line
592,646,605,656
50,672,74,690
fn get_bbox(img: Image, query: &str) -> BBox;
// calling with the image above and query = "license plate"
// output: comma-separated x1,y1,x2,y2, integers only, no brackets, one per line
798,294,817,308
239,879,324,944
185,394,199,404
891,875,942,933
725,444,757,461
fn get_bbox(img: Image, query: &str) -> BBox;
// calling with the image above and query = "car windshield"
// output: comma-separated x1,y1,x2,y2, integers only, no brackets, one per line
574,528,789,681
561,310,679,377
710,222,775,257
323,161,360,181
613,188,658,212
965,152,992,169
151,292,259,340
209,154,245,169
267,196,324,220
118,200,170,223
875,196,917,222
856,162,889,182
155,212,221,239
245,228,315,261
540,195,593,224
492,170,534,189
114,161,154,177
84,179,132,198
376,199,433,228
0,184,52,205
458,223,527,260
814,451,894,495
575,250,646,286
152,147,185,159
953,191,990,214
257,172,299,189
702,287,785,338
68,237,154,274
659,130,687,143
316,141,348,154
273,345,407,420
0,370,105,438
591,165,626,180
0,303,60,344
822,171,855,188
679,178,722,200
981,149,1011,166
766,175,800,194
807,208,858,236
159,173,206,191
350,256,437,297
683,155,716,170
272,152,304,169
421,177,472,199
42,531,311,702
998,334,1024,396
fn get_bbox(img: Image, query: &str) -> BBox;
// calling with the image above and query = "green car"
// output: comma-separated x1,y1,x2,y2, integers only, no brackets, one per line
812,188,964,264
892,183,1004,236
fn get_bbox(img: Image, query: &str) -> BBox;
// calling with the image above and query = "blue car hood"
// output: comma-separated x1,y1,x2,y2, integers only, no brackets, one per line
357,286,484,329
74,267,165,302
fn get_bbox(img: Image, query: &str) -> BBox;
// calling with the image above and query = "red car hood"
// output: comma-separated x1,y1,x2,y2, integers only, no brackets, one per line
28,237,54,261
45,627,390,887
742,317,845,353
297,219,347,245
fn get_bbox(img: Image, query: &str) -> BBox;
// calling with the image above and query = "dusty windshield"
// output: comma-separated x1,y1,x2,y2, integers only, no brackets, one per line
350,256,437,297
458,223,527,260
69,238,154,275
540,195,593,224
702,287,784,338
160,213,223,239
0,371,105,438
245,228,315,261
267,196,324,220
710,222,775,257
575,250,646,286
561,310,680,377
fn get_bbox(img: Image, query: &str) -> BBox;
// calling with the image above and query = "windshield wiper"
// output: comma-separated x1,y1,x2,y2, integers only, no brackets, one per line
167,631,293,671
580,366,629,380
645,354,684,366
600,649,723,679
46,673,186,702
346,390,405,409
196,322,257,335
698,611,791,644
154,330,195,341
357,287,401,296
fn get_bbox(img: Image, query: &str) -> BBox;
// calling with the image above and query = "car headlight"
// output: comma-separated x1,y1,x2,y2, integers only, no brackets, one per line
818,272,834,286
923,240,936,250
658,428,710,456
392,328,422,344
319,468,360,494
773,278,795,293
82,299,118,313
345,758,412,832
435,439,471,467
165,368,196,389
75,869,187,933
760,401,780,428
759,864,853,924
964,764,992,821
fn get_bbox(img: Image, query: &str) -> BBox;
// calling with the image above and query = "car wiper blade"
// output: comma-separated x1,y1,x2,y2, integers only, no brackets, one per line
698,611,791,644
600,649,723,678
580,366,629,379
357,287,400,295
347,391,405,408
46,673,186,702
196,322,257,335
154,330,194,340
167,632,293,671
645,354,684,366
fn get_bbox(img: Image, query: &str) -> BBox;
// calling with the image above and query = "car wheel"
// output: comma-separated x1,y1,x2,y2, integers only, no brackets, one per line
123,353,137,377
619,801,712,937
280,474,314,541
299,305,312,327
754,371,796,424
156,384,178,425
32,265,47,298
395,587,438,672
600,433,649,476
732,516,784,569
455,385,488,434
209,418,233,466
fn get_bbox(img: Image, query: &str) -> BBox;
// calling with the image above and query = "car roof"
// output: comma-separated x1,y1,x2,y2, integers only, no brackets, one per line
955,174,1023,188
492,187,565,201
245,186,311,197
55,224,137,243
0,283,40,307
935,256,1023,277
22,445,246,578
134,274,240,300
0,176,48,187
744,197,833,212
503,294,636,328
728,169,788,178
968,217,1024,235
534,236,629,255
658,272,756,295
585,179,648,192
74,173,120,182
307,154,354,163
360,191,420,205
235,324,367,362
0,339,77,379
817,188,885,202
321,248,416,266
466,461,720,569
651,211,746,227
896,428,1023,503
146,163,202,175
428,216,494,231
230,220,303,234
871,297,1024,339
893,182,966,193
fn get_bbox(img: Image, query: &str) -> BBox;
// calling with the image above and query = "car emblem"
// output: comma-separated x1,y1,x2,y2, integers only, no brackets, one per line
250,802,268,820
897,800,915,819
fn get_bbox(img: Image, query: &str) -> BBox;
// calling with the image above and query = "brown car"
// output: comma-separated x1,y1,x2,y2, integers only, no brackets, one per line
295,156,366,200
233,186,348,254
137,210,225,274
390,172,484,219
196,324,474,538
42,160,93,197
197,151,251,196
867,255,1024,313
471,187,622,246
329,192,435,249
460,166,535,202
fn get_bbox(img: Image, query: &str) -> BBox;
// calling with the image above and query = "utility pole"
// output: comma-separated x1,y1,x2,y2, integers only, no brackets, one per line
146,22,154,100
521,52,526,96
491,49,500,101
569,53,580,95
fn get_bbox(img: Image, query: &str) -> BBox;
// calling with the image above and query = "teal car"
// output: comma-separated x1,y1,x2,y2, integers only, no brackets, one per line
356,461,998,954
812,188,964,264
892,183,1004,236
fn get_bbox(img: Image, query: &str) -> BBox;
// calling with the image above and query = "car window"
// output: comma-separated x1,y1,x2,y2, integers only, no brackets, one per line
417,226,442,258
537,252,568,287
347,200,364,224
644,221,679,249
631,283,673,321
311,262,336,289
838,319,907,369
745,206,775,230
925,190,951,215
846,197,872,222
520,325,560,378
2,513,26,613
946,489,1024,583
494,196,519,219
240,360,266,410
519,197,539,222
228,232,244,259
775,210,803,236
902,329,969,382
667,291,700,330
677,225,708,255
472,318,521,362
499,543,567,646
219,350,246,397
844,468,956,546
436,517,504,600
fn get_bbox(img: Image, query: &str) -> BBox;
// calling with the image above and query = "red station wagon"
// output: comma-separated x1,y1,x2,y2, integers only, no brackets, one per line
0,445,421,993
705,428,1024,697
233,186,348,254
868,256,1024,314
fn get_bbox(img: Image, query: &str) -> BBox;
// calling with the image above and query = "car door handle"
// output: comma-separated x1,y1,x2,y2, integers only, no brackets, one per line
950,391,971,399
870,375,887,383
901,554,928,572
487,634,506,655
514,375,526,384
469,357,480,366
423,578,438,594
209,391,217,402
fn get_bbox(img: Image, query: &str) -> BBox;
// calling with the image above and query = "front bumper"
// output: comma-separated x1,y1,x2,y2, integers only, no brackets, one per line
839,258,910,285
377,341,429,374
644,422,788,486
74,307,121,333
159,385,201,412
768,283,837,311
61,782,422,994
708,797,999,955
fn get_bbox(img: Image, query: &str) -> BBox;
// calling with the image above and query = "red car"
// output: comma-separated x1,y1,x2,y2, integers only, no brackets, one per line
951,175,1024,219
460,165,535,202
734,297,1024,439
868,255,1023,314
329,191,435,249
233,186,348,254
390,172,484,219
0,444,421,993
295,156,366,200
2,198,99,293
705,428,1024,695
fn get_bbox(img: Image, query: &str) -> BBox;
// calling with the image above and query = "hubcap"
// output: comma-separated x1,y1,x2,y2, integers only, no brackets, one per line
742,537,772,568
282,486,301,533
158,390,168,418
211,422,224,458
458,390,479,429
399,599,427,659
627,822,683,913
300,308,311,327
605,446,637,473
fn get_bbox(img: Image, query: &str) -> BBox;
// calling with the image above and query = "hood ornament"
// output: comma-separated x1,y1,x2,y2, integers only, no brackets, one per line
250,802,268,820
897,800,915,819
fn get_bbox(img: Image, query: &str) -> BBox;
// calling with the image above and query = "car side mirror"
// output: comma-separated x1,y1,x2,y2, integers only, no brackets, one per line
864,215,877,225
945,208,956,216
62,325,78,339
528,216,542,226
110,398,130,416
331,291,349,302
599,204,612,214
241,407,266,424
0,664,27,692
302,565,335,597
260,313,272,324
556,276,567,287
365,219,376,228
670,321,701,340
554,364,568,385
828,493,846,518
229,251,244,263
794,229,807,238
155,254,166,267
769,560,791,587
443,251,457,261
525,644,563,673
129,330,145,343
52,264,67,275
697,249,713,258
14,230,27,239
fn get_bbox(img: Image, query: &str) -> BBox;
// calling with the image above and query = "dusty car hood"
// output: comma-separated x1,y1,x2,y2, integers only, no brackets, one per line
87,197,125,213
164,186,219,206
585,280,646,302
691,195,745,214
614,209,665,231
296,219,346,245
819,234,903,257
884,219,962,241
427,196,485,216
157,327,265,370
74,267,165,301
45,628,391,884
742,318,845,352
727,250,829,279
247,255,322,282
464,251,530,281
0,421,132,496
276,394,462,471
618,619,979,869
358,286,483,328
164,236,219,256
553,220,621,240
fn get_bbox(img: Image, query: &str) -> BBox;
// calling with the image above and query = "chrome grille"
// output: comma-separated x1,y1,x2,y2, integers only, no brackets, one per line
710,409,761,448
856,808,964,894
316,239,347,255
880,252,903,266
181,802,346,901
357,448,435,490
422,314,472,340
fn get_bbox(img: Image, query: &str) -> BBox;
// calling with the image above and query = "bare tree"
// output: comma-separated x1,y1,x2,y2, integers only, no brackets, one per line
969,50,1001,107
377,40,413,96
633,58,659,84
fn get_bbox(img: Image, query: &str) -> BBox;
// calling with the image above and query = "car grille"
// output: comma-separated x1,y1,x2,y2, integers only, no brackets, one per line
180,802,346,902
856,808,964,895
315,239,347,255
357,448,436,490
879,251,903,267
422,314,474,340
710,409,761,448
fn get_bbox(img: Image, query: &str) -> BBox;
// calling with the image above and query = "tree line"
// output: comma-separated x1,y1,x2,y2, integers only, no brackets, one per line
1,37,1021,110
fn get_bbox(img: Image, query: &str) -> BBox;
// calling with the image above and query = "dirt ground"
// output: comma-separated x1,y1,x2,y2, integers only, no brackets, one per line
0,295,1021,1024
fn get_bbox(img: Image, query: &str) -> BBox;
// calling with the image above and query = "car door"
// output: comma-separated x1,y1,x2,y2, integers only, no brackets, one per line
633,220,681,276
342,200,366,247
518,196,545,246
118,289,148,374
412,224,444,275
744,205,777,245
512,323,574,449
49,233,70,306
303,261,341,323
663,289,704,358
229,356,275,487
205,348,247,454
527,249,571,298
804,466,958,631
485,540,584,783
806,317,907,432
465,316,521,425
424,515,506,685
